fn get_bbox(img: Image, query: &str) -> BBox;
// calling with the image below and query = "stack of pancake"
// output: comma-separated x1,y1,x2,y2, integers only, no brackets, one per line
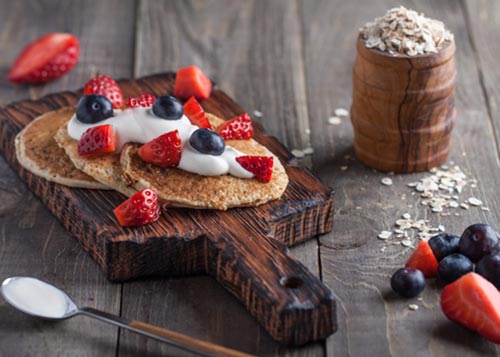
15,107,289,210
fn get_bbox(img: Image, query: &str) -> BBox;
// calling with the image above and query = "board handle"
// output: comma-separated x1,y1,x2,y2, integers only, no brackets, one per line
205,213,337,346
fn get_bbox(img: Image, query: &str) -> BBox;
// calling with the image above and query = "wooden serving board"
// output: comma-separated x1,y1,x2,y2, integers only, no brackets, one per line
0,73,336,346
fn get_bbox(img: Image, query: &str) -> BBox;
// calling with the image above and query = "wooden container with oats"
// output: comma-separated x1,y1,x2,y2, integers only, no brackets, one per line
351,7,456,173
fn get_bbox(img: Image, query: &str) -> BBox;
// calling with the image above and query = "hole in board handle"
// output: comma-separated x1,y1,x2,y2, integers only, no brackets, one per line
280,276,303,289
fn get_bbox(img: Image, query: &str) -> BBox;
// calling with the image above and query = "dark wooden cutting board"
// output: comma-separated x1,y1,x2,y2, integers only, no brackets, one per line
0,73,336,346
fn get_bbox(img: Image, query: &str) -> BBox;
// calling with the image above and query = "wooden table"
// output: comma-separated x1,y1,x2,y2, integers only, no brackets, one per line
0,1,499,356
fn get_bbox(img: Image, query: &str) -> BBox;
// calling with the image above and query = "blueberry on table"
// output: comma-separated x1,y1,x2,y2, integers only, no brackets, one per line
391,267,426,298
429,233,460,261
76,94,114,124
476,254,500,290
459,224,500,262
438,253,474,285
189,128,225,156
152,95,184,120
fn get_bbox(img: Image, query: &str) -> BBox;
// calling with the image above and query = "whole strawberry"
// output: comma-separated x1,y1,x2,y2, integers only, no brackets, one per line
84,75,124,109
8,33,80,83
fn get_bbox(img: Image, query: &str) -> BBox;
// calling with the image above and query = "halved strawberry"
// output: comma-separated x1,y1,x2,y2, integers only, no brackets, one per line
441,272,500,344
8,33,79,83
174,65,212,100
183,96,211,129
78,124,116,158
139,130,182,168
405,241,439,278
217,113,253,140
127,93,156,109
84,75,124,109
236,156,274,182
113,189,160,227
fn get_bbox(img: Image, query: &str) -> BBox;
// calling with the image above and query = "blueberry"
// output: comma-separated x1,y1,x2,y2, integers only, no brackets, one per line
438,253,473,284
76,94,114,124
189,128,225,156
391,267,425,298
428,233,460,261
459,224,500,262
152,95,183,120
476,254,500,290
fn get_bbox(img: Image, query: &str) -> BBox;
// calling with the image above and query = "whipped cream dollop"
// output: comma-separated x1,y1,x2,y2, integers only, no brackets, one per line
67,108,253,178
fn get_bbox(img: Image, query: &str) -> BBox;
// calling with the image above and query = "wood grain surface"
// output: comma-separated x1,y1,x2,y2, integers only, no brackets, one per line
1,0,500,356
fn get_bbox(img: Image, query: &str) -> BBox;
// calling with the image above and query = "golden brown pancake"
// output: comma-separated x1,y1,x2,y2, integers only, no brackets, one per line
54,119,136,197
15,107,108,189
120,114,289,210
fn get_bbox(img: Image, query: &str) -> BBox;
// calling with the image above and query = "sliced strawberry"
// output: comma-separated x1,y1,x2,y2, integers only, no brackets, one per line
8,33,79,83
113,189,161,227
405,241,439,278
77,124,116,158
127,93,156,109
138,130,182,168
441,272,500,344
236,156,274,182
183,96,211,129
84,75,124,109
217,113,253,140
174,65,212,100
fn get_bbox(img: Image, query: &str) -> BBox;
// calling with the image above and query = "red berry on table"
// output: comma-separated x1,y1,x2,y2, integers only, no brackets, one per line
405,240,439,278
236,156,274,182
458,223,500,262
8,33,79,84
113,189,160,227
127,93,156,109
183,96,211,129
217,113,254,140
84,75,124,109
441,272,500,344
174,65,212,100
77,124,116,158
139,130,182,168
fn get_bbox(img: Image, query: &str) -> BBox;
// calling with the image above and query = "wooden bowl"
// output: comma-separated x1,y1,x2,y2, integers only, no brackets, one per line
351,36,457,173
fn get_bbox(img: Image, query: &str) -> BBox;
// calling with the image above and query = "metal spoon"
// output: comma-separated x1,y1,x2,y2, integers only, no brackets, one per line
1,277,254,357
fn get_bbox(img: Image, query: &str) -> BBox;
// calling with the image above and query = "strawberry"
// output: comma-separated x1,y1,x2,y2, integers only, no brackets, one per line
441,272,500,344
77,124,116,158
8,33,79,84
217,113,253,140
84,75,124,109
405,241,439,278
236,156,274,182
174,65,212,100
183,96,211,129
138,130,182,168
113,189,161,227
127,93,156,109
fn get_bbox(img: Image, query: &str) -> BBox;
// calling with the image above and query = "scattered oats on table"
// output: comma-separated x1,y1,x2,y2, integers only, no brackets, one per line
291,149,305,158
381,177,393,186
408,304,419,311
334,108,349,117
252,110,262,118
328,116,342,125
378,230,392,240
340,166,348,171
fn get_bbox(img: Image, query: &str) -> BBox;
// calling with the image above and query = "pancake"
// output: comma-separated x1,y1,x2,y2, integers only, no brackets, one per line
120,114,289,210
15,107,108,189
54,114,136,197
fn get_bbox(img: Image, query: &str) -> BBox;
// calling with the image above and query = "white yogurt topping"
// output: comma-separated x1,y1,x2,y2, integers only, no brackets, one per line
2,277,70,318
67,108,253,178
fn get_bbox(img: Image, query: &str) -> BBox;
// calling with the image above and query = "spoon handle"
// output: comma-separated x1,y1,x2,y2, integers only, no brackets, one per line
78,307,254,357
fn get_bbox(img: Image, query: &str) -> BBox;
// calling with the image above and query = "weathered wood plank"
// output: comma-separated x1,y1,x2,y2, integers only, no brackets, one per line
120,0,323,355
301,0,500,355
0,0,136,356
463,0,500,156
